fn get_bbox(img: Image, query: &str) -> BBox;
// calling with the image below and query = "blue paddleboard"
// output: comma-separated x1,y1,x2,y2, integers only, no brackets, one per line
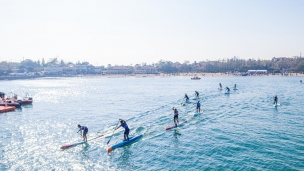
108,134,143,152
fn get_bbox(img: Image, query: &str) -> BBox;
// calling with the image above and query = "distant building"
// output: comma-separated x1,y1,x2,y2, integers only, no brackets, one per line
105,66,130,74
94,66,105,74
134,65,157,74
75,65,88,74
86,65,96,74
62,65,77,75
43,66,63,75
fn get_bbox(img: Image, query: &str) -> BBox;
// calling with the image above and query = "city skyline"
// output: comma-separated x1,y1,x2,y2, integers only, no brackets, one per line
1,0,303,66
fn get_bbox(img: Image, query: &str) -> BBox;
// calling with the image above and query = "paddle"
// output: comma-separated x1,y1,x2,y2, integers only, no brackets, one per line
107,120,120,145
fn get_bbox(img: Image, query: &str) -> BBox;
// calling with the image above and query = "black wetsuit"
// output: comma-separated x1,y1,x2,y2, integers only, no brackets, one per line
274,96,278,104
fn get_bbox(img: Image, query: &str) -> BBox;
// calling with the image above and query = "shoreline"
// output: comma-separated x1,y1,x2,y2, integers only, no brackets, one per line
82,72,304,78
1,73,304,81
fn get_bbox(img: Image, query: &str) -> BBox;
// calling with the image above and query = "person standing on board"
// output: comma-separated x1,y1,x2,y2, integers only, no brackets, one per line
196,101,201,113
234,84,237,89
219,83,222,89
116,119,130,141
195,91,199,98
226,87,230,93
77,124,88,142
300,80,302,84
172,107,179,127
184,93,189,102
274,95,278,105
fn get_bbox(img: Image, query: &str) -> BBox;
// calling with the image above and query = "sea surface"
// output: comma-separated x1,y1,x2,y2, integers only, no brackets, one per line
1,76,304,171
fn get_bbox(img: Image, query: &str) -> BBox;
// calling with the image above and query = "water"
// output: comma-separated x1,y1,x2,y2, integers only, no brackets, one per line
1,76,303,170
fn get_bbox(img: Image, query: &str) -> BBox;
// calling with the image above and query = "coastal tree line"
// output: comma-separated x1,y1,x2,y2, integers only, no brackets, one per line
154,56,304,74
1,56,304,76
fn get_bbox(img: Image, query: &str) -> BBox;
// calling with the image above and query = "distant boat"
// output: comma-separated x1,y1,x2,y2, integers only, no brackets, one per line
191,76,201,80
0,100,21,108
4,92,33,105
0,92,22,107
21,93,33,104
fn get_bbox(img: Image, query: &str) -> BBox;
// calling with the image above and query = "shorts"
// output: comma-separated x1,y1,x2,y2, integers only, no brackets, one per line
174,115,178,120
83,128,88,135
196,106,200,109
124,128,130,136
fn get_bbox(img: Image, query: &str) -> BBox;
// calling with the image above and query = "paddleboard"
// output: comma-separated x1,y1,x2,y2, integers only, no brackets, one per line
107,134,143,152
60,134,103,149
273,103,281,107
225,92,230,94
166,120,187,130
233,88,237,90
193,112,202,117
218,88,223,90
181,101,191,106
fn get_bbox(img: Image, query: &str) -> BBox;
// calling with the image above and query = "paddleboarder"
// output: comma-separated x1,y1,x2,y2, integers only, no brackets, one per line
226,87,230,93
234,84,237,89
77,124,88,142
195,91,199,98
196,101,201,113
184,93,189,102
274,95,278,105
219,83,222,89
116,119,130,141
172,107,179,127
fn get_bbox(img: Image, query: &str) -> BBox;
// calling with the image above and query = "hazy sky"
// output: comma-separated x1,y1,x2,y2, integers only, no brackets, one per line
1,0,303,66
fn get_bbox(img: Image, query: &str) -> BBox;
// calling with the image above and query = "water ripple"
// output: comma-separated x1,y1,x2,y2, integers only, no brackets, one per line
1,76,304,170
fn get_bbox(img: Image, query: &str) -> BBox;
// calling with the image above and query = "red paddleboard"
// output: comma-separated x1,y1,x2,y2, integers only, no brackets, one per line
165,120,187,130
60,134,103,149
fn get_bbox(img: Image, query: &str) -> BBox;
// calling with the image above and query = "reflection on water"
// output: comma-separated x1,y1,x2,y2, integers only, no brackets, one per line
1,76,304,170
118,146,132,168
21,104,33,108
173,129,181,137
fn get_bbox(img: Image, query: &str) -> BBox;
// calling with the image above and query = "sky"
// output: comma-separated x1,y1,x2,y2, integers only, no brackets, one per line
0,0,303,66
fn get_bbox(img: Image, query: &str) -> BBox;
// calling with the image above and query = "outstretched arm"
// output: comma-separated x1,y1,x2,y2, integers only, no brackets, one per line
115,125,121,130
